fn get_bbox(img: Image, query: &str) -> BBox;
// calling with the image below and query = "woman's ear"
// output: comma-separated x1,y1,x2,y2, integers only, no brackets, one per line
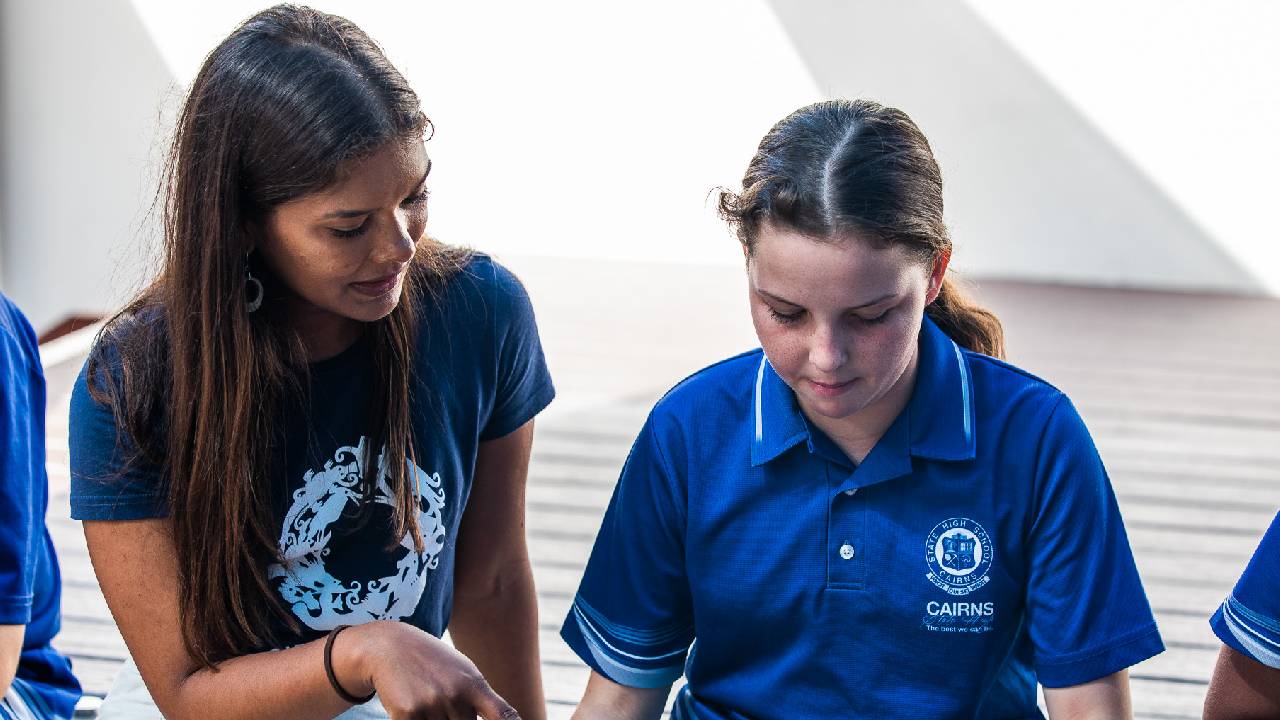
925,249,951,305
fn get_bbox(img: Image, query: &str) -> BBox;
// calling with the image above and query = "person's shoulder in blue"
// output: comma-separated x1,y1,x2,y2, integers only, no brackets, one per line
562,99,1161,719
0,293,82,720
1204,510,1280,717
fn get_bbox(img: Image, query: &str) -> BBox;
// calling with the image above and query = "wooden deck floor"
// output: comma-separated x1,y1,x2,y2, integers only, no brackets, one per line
40,255,1279,719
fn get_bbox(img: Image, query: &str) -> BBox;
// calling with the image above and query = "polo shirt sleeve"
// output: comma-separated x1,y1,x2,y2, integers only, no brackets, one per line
1210,511,1280,668
69,350,167,520
0,332,38,625
560,412,694,688
479,261,554,441
1023,394,1164,688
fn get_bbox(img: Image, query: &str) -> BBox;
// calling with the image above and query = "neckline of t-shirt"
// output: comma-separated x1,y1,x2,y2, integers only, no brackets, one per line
308,329,373,377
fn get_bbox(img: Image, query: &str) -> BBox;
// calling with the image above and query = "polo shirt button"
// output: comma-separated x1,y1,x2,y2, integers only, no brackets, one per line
843,488,858,496
839,544,855,560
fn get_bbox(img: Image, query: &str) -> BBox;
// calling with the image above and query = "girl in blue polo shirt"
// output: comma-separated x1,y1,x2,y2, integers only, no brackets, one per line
562,99,1163,718
68,6,551,719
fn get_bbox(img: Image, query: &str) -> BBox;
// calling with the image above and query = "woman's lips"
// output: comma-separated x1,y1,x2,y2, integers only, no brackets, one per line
807,378,856,398
350,272,401,297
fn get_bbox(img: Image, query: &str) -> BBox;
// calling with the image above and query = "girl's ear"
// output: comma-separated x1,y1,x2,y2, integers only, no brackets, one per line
926,249,951,305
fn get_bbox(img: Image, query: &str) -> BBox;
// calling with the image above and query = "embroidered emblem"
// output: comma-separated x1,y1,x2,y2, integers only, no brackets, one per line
925,517,992,596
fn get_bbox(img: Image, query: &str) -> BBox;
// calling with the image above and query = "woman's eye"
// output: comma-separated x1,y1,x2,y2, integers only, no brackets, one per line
402,188,429,207
768,306,803,324
330,219,370,239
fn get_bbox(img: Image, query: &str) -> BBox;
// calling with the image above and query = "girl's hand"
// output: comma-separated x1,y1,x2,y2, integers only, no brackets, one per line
345,620,520,720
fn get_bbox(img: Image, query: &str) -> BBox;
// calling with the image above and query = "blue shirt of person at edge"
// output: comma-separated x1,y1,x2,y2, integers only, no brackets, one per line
561,315,1164,719
1211,510,1280,669
0,293,82,719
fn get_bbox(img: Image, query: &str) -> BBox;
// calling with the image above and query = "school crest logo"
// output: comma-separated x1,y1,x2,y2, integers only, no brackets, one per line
925,517,992,596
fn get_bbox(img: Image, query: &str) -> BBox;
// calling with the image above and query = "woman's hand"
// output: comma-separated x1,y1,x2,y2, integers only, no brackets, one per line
343,620,520,720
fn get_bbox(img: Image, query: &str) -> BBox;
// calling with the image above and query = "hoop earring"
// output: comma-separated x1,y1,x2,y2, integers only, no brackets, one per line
245,265,264,313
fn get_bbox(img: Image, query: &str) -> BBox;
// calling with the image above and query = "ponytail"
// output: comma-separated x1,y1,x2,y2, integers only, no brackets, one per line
925,276,1005,359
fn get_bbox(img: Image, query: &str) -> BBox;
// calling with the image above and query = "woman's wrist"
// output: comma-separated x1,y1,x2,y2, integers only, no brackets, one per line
326,621,386,701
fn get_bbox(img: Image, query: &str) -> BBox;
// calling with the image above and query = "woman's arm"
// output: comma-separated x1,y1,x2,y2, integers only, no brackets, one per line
1042,670,1132,720
450,419,546,720
84,518,518,720
571,671,669,720
1204,645,1280,719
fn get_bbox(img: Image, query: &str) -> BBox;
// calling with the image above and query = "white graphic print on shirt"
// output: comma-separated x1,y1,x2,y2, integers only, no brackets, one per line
267,437,447,630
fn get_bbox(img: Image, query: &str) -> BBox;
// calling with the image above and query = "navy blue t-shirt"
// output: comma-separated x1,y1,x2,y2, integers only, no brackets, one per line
0,293,81,718
562,316,1162,719
1210,510,1280,668
69,254,554,644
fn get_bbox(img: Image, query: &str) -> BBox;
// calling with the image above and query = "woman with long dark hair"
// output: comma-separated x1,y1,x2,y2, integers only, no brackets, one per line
561,99,1162,718
69,5,551,718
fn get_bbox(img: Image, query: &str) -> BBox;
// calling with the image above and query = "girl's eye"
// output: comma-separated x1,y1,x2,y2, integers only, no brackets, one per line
768,306,803,325
330,219,370,239
861,309,890,325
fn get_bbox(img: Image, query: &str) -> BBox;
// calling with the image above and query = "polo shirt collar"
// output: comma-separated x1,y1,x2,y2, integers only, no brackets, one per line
909,315,977,462
749,354,809,467
748,315,976,469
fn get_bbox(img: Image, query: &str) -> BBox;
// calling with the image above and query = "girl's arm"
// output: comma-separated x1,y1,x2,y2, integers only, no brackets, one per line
1204,645,1280,719
84,518,518,720
1042,670,1132,720
450,419,546,720
571,671,669,720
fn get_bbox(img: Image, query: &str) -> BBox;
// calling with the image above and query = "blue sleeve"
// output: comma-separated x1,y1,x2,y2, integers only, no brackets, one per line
68,351,167,520
560,412,694,689
0,333,39,625
478,262,554,441
1024,395,1164,687
1210,511,1280,669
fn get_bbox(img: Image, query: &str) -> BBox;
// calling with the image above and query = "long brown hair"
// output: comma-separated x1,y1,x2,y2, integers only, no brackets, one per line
719,99,1005,358
87,4,469,666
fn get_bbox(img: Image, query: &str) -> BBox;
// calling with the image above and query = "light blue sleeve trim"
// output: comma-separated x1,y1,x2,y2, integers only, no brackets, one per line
574,596,691,648
1223,596,1280,669
571,606,687,689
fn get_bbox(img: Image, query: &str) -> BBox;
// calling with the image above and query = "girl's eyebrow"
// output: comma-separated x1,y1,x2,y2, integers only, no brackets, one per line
756,288,896,311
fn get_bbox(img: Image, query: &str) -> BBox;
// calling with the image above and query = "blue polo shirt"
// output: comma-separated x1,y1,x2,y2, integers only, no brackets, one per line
562,316,1162,718
1210,510,1280,669
1,294,81,719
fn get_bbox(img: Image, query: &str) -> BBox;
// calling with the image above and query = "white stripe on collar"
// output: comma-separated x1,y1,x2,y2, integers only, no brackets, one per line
754,354,768,444
951,341,972,446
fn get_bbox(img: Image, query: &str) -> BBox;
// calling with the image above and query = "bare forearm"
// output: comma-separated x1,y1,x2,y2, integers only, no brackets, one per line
572,671,668,720
0,624,23,696
157,623,377,720
451,560,546,720
1043,670,1132,720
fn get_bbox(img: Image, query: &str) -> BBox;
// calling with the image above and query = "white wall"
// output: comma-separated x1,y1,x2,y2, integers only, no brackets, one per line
1,1,1273,331
0,0,177,331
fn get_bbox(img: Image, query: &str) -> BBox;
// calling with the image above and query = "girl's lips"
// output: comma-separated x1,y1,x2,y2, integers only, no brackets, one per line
350,272,401,297
807,378,856,398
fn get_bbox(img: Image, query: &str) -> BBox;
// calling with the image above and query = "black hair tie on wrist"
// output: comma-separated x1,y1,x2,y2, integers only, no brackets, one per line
324,625,376,705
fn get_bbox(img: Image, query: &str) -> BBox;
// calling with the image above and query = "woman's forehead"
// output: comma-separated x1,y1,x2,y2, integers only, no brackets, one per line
287,140,429,213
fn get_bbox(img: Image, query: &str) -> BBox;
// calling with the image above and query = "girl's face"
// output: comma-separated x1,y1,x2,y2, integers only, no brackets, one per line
747,223,946,426
259,139,429,337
